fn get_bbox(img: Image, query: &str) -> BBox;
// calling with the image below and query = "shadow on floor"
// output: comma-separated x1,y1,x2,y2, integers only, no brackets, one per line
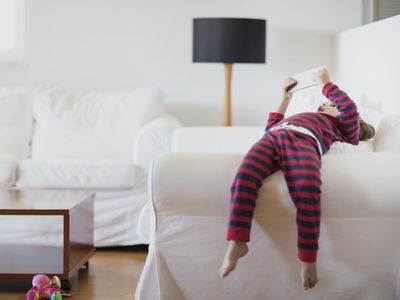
95,244,149,252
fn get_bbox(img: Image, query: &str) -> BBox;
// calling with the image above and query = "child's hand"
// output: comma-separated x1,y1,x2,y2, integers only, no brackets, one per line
313,67,330,86
282,77,297,100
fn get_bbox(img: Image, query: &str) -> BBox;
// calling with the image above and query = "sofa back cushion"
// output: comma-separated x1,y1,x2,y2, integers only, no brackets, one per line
172,127,265,153
0,87,33,159
358,106,400,153
31,87,164,161
358,106,386,135
373,116,400,153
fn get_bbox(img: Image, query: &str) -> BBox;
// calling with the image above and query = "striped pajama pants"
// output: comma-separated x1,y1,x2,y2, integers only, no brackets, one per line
227,129,322,262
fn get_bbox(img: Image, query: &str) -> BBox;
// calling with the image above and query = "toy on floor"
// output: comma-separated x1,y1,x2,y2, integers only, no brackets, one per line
26,274,72,300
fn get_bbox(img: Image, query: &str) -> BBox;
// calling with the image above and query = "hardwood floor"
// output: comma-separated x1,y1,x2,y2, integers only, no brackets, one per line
0,246,148,300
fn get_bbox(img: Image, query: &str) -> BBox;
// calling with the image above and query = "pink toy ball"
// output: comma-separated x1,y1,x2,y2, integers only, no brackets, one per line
26,289,39,300
32,274,51,289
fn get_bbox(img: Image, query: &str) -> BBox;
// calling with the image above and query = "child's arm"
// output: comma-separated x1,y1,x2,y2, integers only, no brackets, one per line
265,78,297,131
313,67,360,144
322,83,360,144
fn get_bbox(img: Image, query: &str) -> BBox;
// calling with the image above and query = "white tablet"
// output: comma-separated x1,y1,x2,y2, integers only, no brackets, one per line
288,66,325,93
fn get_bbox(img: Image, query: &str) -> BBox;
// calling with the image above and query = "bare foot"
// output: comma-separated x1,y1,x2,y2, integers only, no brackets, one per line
219,241,249,278
301,262,318,290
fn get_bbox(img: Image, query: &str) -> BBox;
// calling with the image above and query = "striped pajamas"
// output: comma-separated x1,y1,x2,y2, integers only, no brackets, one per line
226,82,360,263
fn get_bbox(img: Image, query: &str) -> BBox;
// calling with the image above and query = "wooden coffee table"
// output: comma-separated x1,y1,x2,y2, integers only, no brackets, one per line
0,189,95,289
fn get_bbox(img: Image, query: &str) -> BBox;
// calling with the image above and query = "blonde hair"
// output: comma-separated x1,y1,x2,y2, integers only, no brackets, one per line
359,118,375,140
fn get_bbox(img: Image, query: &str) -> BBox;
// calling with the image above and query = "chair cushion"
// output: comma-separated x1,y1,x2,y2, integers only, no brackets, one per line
0,87,33,159
31,87,165,161
16,159,135,189
0,152,18,186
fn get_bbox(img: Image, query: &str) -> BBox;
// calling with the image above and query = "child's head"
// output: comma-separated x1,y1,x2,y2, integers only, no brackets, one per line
317,101,375,141
359,118,375,140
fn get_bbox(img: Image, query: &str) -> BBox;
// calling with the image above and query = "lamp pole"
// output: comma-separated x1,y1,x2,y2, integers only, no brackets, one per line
224,63,233,126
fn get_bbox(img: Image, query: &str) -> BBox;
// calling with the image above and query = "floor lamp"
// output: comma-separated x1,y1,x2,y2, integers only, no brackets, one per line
193,18,266,126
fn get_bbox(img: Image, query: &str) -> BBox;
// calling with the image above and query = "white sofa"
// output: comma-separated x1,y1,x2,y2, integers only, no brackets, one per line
0,86,182,247
136,16,400,300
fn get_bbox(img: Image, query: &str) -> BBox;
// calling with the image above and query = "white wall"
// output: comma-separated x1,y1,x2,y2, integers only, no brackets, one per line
0,0,362,126
335,15,400,114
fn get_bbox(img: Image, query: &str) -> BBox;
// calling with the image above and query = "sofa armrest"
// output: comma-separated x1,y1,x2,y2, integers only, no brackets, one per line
171,126,264,153
151,152,400,218
133,115,183,171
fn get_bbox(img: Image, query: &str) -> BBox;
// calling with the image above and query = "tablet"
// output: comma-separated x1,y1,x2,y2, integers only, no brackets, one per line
288,66,325,93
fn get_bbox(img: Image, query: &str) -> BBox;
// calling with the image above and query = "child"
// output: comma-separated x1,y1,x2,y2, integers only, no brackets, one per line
219,67,375,290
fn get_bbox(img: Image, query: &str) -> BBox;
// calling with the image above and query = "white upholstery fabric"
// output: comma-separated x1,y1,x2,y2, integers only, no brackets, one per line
0,152,18,186
172,127,265,153
326,141,374,155
358,106,388,132
31,87,164,161
136,152,400,300
0,87,33,159
150,153,400,218
94,187,150,246
374,116,400,153
133,115,183,170
17,159,135,189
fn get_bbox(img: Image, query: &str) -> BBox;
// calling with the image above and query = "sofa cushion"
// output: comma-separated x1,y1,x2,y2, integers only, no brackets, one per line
327,140,374,155
358,106,387,129
0,87,33,158
373,116,400,153
16,159,135,189
172,127,265,153
0,152,18,186
31,87,165,161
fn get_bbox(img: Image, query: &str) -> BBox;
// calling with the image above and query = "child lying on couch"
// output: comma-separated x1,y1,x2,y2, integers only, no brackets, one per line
219,67,375,290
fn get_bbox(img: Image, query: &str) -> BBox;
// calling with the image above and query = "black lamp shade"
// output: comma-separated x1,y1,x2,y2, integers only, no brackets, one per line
193,18,266,63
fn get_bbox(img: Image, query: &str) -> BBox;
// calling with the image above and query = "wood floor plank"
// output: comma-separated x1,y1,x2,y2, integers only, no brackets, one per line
0,246,148,300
